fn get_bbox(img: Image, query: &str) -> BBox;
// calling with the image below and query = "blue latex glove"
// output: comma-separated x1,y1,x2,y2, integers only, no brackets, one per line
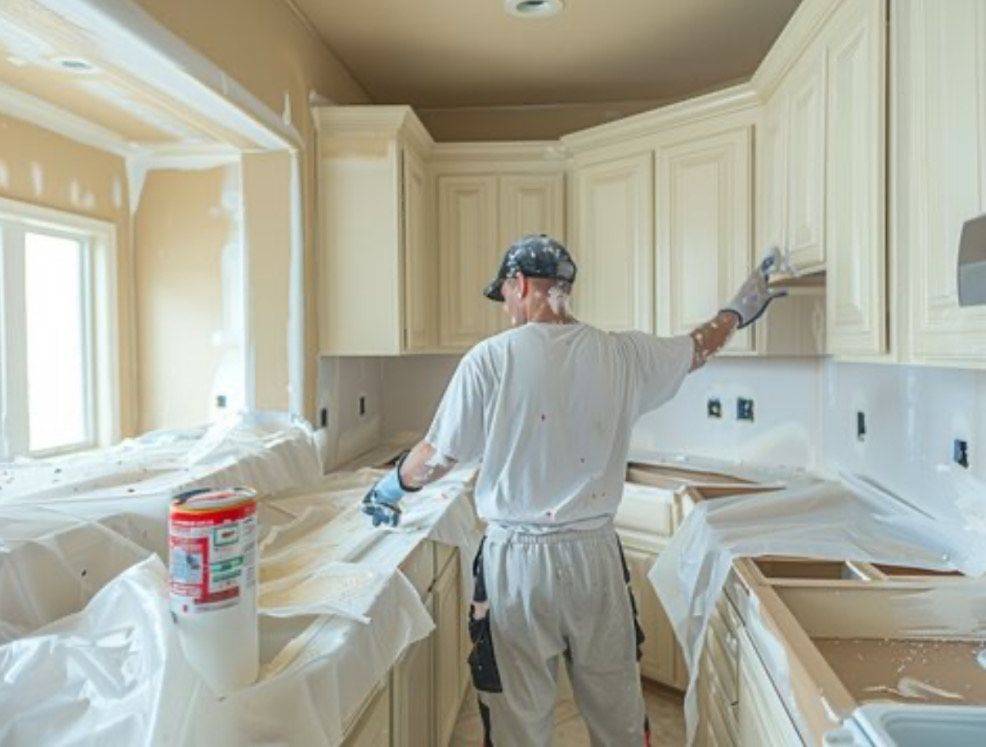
361,467,404,527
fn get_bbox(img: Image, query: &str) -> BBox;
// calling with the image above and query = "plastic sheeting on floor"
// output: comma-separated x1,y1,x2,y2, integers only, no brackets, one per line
0,413,482,746
649,468,986,744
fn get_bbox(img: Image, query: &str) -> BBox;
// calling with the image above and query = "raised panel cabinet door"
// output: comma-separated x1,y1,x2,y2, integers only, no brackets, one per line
656,127,754,353
786,45,827,271
434,554,462,747
623,547,676,687
570,153,654,332
825,0,887,356
900,0,986,364
391,601,434,747
343,682,392,747
438,175,499,350
758,89,789,267
402,147,438,352
737,631,801,747
494,173,566,335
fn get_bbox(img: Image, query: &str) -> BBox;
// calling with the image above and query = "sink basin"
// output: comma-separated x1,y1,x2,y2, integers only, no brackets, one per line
754,557,870,581
854,703,986,746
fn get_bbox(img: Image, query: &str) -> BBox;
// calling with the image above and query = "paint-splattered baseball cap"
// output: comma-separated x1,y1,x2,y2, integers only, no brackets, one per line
483,234,578,302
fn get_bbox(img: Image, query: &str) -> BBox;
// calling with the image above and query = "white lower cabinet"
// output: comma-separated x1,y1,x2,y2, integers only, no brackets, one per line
434,551,462,746
391,596,434,746
622,545,688,690
342,682,392,747
736,630,801,747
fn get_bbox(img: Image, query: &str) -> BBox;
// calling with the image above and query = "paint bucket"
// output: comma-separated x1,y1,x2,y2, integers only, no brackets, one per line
169,486,259,694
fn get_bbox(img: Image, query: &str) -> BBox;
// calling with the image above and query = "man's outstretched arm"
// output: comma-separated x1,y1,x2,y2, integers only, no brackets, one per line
361,441,459,527
689,246,790,371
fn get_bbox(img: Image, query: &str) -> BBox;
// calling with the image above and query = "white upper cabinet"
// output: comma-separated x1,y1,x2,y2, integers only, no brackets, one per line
656,126,754,353
786,45,827,271
498,173,565,246
314,106,435,356
437,174,500,349
824,0,887,357
402,147,437,352
758,43,827,274
897,0,986,366
570,153,654,333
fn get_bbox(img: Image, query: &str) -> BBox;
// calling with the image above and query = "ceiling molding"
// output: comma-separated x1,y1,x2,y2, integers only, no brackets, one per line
559,83,759,155
0,80,136,157
751,0,843,100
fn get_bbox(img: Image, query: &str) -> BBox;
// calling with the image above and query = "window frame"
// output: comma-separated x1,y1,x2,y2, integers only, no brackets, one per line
0,197,120,459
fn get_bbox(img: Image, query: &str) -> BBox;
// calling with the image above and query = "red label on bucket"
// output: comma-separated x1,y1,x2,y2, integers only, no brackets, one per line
169,488,257,614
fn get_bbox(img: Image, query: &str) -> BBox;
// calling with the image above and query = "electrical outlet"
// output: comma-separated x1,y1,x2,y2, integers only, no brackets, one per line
319,407,328,429
737,398,754,422
215,394,227,409
954,439,970,469
358,395,367,418
856,411,867,442
707,398,722,419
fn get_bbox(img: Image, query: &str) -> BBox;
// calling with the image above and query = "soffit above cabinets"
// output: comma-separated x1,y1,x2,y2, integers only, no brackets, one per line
0,0,280,156
290,0,801,110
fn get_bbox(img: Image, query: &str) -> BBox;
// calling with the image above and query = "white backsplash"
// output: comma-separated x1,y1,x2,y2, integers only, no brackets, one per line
631,357,823,471
321,351,986,511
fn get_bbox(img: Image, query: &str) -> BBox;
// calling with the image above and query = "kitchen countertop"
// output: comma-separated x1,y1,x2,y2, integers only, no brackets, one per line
626,455,986,745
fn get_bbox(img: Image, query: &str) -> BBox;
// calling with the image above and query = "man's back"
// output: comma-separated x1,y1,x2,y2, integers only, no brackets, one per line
426,322,693,530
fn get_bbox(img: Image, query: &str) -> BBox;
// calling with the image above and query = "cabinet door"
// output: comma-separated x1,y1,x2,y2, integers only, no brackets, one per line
656,127,753,352
737,631,801,747
570,154,654,332
438,175,499,349
899,0,986,364
402,147,438,352
434,553,462,747
494,173,566,334
343,682,391,747
758,90,789,266
786,46,827,271
623,547,681,688
391,598,434,746
825,0,887,356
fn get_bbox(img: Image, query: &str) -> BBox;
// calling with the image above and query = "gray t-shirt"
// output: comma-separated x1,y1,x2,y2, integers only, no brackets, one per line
426,322,693,531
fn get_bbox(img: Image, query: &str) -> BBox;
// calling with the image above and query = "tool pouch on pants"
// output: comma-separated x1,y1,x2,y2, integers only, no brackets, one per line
468,538,503,693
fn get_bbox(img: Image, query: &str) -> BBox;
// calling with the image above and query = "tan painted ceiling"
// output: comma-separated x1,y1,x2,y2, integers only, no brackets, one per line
291,0,801,108
0,0,254,150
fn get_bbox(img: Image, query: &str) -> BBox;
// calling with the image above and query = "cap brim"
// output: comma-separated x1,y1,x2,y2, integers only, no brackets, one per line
483,278,505,302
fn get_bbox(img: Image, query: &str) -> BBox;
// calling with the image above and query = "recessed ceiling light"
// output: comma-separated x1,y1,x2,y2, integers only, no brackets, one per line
53,56,96,73
504,0,564,19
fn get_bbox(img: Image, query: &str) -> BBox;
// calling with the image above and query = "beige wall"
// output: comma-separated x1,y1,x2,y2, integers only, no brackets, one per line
0,113,136,436
134,0,372,422
134,167,237,432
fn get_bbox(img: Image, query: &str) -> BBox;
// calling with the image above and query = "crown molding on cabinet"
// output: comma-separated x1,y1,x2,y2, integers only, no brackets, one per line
312,105,435,156
751,0,844,100
430,141,568,163
559,83,759,156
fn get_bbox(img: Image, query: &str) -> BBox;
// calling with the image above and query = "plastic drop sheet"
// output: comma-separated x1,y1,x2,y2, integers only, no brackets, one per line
0,416,483,746
648,469,986,744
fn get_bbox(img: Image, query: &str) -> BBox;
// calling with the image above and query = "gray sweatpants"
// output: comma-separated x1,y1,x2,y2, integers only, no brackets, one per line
472,523,646,747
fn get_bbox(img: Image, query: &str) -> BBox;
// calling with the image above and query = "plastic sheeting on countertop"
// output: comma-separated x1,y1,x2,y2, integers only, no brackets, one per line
0,415,483,746
648,469,986,745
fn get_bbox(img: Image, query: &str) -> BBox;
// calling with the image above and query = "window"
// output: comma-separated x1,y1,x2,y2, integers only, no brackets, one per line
0,198,118,458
